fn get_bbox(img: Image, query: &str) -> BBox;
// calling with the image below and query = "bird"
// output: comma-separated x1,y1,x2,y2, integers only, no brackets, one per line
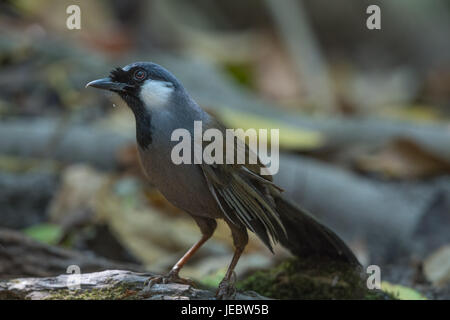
86,62,360,299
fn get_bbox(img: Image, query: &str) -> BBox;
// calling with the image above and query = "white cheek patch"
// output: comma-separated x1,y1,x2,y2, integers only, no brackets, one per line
139,79,174,109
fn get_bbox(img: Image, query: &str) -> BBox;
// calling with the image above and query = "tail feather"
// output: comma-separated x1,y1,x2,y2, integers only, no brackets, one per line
274,196,361,267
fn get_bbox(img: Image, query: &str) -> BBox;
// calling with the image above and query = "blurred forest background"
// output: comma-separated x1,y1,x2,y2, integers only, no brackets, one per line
0,0,449,299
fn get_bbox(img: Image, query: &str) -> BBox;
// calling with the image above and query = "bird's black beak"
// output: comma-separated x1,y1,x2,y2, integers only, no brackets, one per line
85,77,128,91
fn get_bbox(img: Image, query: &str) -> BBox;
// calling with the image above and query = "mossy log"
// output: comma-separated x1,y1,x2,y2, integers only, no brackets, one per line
0,259,393,300
0,270,267,300
238,258,393,300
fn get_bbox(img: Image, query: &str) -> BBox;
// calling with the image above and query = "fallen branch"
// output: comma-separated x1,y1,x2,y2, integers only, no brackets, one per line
0,229,142,279
275,154,450,264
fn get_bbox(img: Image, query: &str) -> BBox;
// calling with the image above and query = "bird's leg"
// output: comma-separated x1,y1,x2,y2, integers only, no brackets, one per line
216,220,248,300
145,217,216,288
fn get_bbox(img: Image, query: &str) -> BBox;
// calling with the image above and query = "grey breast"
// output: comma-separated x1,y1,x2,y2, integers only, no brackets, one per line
137,106,223,219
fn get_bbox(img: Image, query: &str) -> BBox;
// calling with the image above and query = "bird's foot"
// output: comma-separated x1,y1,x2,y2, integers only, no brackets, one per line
144,270,196,288
215,272,237,300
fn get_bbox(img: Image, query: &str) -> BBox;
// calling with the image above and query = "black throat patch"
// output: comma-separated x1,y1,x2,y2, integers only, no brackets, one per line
120,93,153,149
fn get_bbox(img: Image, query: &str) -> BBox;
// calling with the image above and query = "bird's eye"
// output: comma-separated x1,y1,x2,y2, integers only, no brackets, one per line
134,69,147,81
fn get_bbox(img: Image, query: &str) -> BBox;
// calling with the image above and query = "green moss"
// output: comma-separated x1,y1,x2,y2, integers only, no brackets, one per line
237,257,392,300
198,269,226,288
364,289,396,300
44,282,141,300
22,223,62,245
223,63,254,89
380,282,425,300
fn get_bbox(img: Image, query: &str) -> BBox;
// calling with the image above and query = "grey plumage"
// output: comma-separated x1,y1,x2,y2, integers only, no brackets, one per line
87,62,360,298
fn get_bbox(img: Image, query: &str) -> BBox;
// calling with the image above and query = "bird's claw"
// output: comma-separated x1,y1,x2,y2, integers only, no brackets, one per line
215,272,237,300
144,270,196,288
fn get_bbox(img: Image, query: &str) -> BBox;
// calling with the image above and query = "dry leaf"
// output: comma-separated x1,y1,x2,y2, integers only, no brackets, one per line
356,138,450,179
423,245,450,286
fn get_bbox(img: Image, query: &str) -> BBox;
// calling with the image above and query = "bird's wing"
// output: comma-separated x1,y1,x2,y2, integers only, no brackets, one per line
198,118,286,251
